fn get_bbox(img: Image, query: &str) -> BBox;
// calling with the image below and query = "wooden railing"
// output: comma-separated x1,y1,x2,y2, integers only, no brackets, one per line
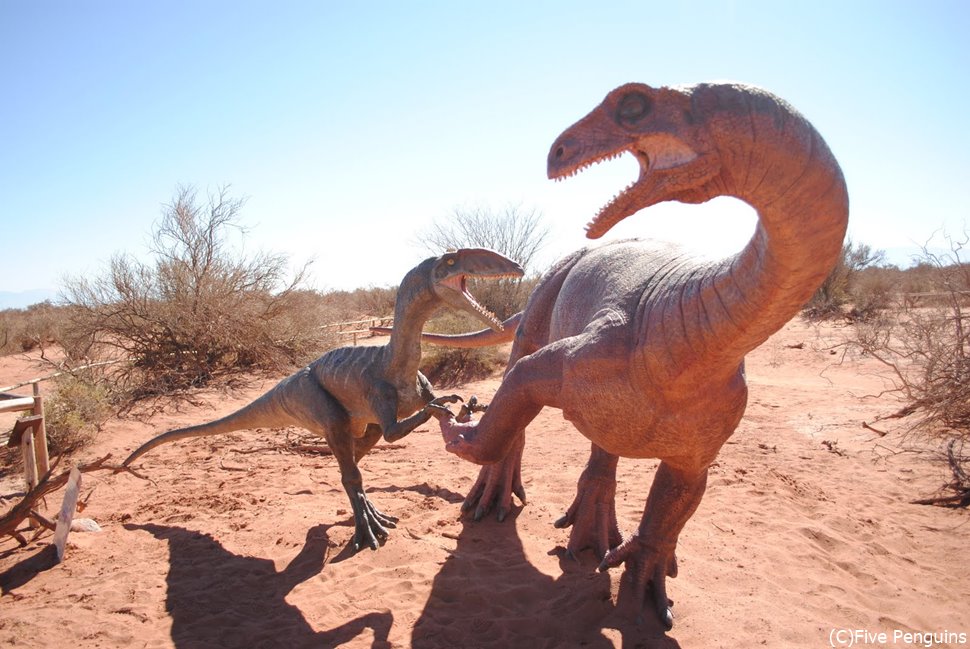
321,316,394,346
1,383,49,492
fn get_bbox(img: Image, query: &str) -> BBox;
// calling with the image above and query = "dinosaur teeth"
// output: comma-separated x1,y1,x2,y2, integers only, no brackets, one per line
551,147,628,181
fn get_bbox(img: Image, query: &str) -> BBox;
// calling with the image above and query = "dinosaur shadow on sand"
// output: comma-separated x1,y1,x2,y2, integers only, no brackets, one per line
411,508,682,649
125,522,393,648
366,481,467,505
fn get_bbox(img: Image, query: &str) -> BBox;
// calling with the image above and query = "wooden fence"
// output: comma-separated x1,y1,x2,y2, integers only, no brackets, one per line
321,316,394,346
1,383,49,493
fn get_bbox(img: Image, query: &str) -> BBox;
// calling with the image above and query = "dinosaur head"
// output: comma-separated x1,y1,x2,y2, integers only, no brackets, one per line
547,82,722,239
429,248,524,331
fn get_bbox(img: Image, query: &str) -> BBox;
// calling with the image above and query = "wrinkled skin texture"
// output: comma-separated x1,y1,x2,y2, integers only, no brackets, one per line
431,82,849,627
122,249,523,553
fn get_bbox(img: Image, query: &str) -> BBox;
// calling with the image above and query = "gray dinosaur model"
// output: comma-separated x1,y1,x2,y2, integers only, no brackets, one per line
122,248,523,552
426,82,849,627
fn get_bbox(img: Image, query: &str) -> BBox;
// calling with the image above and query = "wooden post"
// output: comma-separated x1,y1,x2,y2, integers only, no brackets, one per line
32,383,50,476
52,467,82,562
22,425,38,492
21,421,39,532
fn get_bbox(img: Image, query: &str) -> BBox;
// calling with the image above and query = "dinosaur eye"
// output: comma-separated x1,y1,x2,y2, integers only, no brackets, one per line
447,258,456,266
616,92,652,126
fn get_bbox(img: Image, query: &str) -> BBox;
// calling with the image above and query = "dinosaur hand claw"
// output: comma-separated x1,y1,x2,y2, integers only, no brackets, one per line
432,394,464,406
424,402,457,421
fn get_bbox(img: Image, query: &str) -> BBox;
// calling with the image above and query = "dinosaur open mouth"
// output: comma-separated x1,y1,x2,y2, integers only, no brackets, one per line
551,147,647,240
586,150,651,239
439,272,519,331
552,137,704,239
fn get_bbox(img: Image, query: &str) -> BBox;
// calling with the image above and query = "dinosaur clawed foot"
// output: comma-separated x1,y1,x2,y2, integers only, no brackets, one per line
554,473,622,560
461,434,526,522
598,533,678,630
351,492,399,552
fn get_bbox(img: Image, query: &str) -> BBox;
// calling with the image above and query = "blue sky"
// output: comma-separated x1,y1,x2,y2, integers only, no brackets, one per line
2,1,968,302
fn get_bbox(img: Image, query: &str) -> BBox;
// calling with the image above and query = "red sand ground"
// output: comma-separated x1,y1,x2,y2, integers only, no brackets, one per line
1,317,967,648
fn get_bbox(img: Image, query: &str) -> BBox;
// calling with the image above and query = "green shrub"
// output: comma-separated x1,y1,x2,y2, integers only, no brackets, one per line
42,374,113,455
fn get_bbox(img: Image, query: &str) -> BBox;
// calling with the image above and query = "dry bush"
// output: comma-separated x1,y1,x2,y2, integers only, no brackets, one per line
416,203,549,319
0,302,69,355
846,232,970,505
805,239,886,319
847,266,898,321
419,312,509,388
60,185,336,405
319,285,398,323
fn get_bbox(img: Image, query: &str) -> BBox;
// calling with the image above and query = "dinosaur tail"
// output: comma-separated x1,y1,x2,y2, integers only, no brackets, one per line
370,312,521,349
122,382,295,467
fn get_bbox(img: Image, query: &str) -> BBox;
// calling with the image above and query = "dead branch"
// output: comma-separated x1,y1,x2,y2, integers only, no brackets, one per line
862,421,889,436
0,359,126,393
0,454,114,544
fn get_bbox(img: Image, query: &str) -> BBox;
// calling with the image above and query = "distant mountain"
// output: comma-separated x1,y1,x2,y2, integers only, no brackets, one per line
0,289,58,310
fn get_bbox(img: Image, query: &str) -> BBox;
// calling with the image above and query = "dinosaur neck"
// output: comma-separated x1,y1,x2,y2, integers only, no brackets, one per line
683,89,849,366
384,279,438,380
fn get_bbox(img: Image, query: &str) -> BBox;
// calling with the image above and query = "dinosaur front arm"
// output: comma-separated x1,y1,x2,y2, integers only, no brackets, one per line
430,342,564,463
369,382,463,443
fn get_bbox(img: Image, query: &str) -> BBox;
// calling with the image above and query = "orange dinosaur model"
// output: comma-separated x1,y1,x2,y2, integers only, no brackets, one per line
428,82,849,627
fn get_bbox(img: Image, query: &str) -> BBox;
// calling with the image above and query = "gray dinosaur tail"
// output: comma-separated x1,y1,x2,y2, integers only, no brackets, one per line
122,384,293,467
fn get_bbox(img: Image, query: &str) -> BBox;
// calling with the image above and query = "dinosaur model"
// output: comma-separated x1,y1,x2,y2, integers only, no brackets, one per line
426,82,849,627
121,248,524,552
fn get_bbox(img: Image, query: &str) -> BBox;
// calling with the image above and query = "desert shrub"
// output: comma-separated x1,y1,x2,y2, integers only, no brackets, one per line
845,231,970,505
848,266,897,321
416,203,549,319
419,312,509,387
41,373,113,455
351,286,398,318
319,285,398,323
0,302,69,355
60,185,336,403
805,239,886,319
